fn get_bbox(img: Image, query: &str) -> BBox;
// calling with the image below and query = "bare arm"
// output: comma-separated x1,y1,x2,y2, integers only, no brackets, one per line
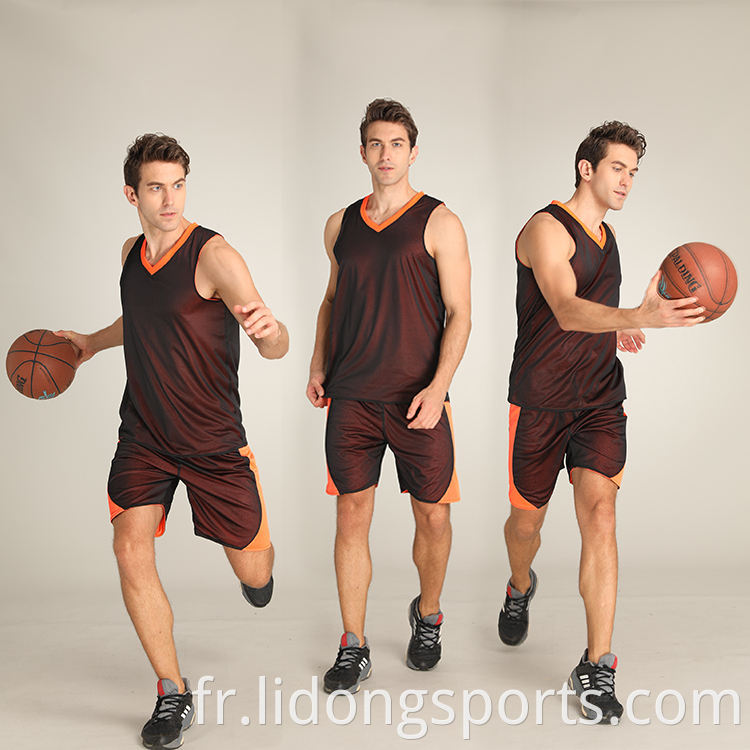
54,237,137,366
519,213,705,334
406,205,472,430
196,236,288,359
306,209,344,408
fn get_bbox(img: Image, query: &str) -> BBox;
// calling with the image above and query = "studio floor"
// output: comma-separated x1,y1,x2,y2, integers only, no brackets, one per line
2,583,747,750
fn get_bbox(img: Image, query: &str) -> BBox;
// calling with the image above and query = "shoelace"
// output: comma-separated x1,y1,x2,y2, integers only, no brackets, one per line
151,694,186,721
504,591,531,619
591,664,616,696
332,646,364,673
413,617,441,650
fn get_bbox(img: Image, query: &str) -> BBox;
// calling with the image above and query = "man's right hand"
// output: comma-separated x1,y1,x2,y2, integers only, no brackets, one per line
306,371,327,407
636,271,705,328
54,330,95,367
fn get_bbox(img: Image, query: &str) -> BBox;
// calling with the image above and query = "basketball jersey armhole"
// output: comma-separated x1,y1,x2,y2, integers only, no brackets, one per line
193,231,224,303
422,200,445,260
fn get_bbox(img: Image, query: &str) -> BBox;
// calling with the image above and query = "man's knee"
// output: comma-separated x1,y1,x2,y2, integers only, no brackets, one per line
112,508,160,572
506,507,546,542
336,492,374,537
414,503,451,537
580,499,616,537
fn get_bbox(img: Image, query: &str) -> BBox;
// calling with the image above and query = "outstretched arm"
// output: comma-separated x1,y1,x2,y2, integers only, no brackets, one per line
519,213,705,333
196,236,289,359
406,205,472,430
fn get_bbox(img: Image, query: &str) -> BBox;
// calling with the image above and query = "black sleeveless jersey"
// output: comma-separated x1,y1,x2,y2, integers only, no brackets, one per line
508,201,626,411
325,192,446,403
118,222,247,455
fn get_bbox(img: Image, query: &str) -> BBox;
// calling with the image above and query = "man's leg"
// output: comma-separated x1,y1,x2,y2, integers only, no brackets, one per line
504,504,548,594
112,505,183,692
498,503,548,646
334,486,376,643
225,544,274,588
410,499,451,616
571,467,618,662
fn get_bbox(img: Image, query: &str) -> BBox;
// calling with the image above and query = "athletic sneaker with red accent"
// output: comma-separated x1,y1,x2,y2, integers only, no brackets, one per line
406,595,443,670
568,650,624,725
141,677,194,749
323,632,372,693
498,567,537,645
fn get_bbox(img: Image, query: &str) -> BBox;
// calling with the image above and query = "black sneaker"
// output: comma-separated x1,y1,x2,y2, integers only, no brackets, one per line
241,576,274,608
323,632,372,693
498,568,537,645
568,650,624,725
141,678,194,749
406,596,443,671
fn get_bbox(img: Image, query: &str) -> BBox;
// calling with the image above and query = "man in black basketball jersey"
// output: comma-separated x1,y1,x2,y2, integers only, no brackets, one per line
306,99,471,692
57,134,288,749
500,122,703,723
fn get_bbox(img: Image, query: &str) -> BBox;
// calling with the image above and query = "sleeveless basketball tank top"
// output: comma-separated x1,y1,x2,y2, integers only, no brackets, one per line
508,201,626,411
325,192,446,403
118,222,247,455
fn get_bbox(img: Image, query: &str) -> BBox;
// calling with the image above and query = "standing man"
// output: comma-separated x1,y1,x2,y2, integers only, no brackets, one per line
306,99,471,693
57,134,288,749
499,122,704,723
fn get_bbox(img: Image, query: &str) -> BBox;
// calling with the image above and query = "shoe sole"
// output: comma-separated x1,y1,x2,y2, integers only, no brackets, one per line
567,675,621,725
498,626,529,647
405,655,439,671
323,663,372,694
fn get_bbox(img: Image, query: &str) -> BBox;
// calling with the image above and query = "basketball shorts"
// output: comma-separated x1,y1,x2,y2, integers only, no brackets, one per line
107,441,271,551
508,402,627,510
325,399,460,504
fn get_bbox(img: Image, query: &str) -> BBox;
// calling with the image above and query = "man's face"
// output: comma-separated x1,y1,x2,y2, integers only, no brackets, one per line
124,160,187,232
584,143,639,211
360,121,417,187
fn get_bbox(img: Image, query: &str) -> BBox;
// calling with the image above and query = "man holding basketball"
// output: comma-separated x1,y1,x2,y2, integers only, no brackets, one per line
306,99,471,692
499,122,704,724
57,134,288,749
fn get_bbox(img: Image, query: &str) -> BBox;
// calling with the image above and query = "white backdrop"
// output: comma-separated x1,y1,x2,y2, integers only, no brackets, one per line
1,0,747,614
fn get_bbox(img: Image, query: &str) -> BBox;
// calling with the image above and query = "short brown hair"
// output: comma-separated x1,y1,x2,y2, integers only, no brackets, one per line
124,133,190,191
574,121,646,187
360,98,418,149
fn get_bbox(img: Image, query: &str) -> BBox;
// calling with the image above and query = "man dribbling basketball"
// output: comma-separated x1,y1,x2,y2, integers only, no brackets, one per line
499,122,703,724
57,134,288,749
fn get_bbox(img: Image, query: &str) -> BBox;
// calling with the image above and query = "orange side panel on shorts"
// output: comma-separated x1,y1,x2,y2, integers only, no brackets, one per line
323,399,341,496
508,405,539,510
108,494,166,537
239,445,272,551
438,401,461,503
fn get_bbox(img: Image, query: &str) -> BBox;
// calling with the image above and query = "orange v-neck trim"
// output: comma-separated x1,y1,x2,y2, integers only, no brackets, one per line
551,201,606,249
360,192,424,232
141,222,198,275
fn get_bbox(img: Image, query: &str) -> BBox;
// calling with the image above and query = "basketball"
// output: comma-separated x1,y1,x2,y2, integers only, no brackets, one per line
6,329,77,399
658,242,738,322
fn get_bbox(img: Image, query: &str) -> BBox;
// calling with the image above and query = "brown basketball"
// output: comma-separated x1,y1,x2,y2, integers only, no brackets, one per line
6,329,77,399
658,242,738,323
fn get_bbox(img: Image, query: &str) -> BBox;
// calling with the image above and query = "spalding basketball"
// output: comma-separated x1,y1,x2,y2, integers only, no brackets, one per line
6,329,77,399
658,243,737,322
